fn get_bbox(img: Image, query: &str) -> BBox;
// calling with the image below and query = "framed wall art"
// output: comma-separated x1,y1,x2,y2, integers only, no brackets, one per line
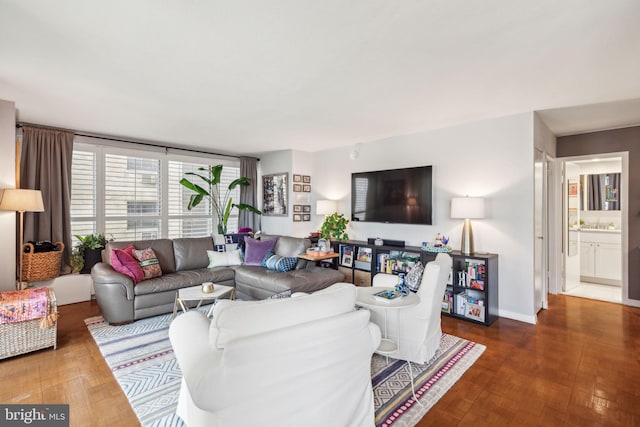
293,174,302,182
293,214,302,222
302,175,311,183
293,184,302,192
262,172,288,216
303,184,311,192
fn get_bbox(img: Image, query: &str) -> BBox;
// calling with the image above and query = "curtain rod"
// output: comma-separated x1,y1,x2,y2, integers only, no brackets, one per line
15,122,259,161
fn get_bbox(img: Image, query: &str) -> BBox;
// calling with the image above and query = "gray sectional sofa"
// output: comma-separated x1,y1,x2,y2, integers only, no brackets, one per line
91,235,345,324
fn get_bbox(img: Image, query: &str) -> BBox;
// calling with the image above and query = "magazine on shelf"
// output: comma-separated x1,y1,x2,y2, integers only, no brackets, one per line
372,289,403,302
464,258,486,290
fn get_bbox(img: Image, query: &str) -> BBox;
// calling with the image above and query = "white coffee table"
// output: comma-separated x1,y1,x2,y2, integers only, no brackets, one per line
172,284,235,319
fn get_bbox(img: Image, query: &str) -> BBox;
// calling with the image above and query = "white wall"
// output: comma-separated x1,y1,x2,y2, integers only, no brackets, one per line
258,150,294,236
260,112,537,323
0,99,16,291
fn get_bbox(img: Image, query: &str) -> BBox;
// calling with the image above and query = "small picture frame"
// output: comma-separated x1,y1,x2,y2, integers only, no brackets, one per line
303,184,311,192
568,182,578,196
293,214,302,222
293,204,302,212
302,205,311,213
293,184,302,192
293,174,302,183
303,214,311,221
302,175,311,184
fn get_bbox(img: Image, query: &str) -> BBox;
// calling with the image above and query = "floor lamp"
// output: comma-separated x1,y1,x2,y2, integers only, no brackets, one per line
0,189,45,290
451,196,485,255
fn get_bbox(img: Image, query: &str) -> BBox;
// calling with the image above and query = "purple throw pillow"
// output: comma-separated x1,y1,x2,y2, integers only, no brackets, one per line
243,236,276,266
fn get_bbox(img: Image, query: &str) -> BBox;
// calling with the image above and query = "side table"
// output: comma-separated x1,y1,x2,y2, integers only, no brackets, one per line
356,286,423,404
172,284,235,319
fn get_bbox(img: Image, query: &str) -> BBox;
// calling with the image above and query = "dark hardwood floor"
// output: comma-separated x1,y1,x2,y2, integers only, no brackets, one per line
1,294,638,426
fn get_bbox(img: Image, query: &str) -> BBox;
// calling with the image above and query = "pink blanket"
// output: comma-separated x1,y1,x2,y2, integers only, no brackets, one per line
0,287,51,324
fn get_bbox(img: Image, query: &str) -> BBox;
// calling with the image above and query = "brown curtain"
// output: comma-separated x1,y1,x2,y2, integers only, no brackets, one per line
238,157,260,231
20,126,74,271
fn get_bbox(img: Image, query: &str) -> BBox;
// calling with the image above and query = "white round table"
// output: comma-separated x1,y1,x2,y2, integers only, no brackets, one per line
356,286,420,355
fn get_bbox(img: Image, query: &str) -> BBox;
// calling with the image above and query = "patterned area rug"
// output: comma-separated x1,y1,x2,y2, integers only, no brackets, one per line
85,312,485,427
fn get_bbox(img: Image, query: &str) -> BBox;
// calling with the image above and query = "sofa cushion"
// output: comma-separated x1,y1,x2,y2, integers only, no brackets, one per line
261,251,297,272
209,282,356,349
133,247,163,280
133,268,236,296
207,249,243,268
174,237,214,271
243,236,276,266
110,244,144,284
233,265,346,295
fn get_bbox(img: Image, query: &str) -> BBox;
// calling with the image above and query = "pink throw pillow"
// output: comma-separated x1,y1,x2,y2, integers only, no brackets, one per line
110,245,144,284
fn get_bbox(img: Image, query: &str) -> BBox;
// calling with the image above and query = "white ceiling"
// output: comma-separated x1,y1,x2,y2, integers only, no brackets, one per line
1,0,640,156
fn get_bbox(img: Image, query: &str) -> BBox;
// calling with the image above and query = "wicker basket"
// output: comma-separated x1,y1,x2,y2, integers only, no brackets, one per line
0,289,57,360
21,242,65,282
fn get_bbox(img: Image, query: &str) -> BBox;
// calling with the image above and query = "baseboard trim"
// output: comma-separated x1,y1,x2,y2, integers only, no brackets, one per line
498,309,537,325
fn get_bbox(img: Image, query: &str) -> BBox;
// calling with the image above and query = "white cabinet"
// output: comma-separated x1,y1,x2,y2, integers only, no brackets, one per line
580,242,595,277
594,243,622,281
579,231,622,284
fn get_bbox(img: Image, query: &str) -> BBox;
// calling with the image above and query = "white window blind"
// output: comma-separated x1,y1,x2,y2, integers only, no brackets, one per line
70,141,242,242
104,154,161,241
70,150,97,241
167,160,213,238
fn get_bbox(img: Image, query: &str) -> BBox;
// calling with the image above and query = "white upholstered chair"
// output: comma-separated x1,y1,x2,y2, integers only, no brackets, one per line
169,282,381,427
368,253,452,364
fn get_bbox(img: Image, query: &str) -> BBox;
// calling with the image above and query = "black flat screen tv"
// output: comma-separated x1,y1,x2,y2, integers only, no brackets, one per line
351,166,432,225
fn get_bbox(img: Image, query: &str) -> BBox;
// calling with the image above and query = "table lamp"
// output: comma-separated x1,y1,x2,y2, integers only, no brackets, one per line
451,196,485,255
0,189,45,289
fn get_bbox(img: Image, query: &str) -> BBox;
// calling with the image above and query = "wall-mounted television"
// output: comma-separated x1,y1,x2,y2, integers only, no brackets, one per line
351,166,432,225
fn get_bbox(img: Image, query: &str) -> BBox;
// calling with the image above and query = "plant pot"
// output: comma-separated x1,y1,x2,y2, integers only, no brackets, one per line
80,247,104,274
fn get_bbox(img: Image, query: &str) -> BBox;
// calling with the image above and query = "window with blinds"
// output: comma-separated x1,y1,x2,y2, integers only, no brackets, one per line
70,142,241,243
70,150,97,239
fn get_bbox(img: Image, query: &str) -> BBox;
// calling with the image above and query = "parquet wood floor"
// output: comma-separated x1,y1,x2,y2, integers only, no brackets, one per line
1,294,638,426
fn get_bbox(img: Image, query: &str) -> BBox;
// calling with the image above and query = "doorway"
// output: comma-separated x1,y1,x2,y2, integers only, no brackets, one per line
558,153,628,304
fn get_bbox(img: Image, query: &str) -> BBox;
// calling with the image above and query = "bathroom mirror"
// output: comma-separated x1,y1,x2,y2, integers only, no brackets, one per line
580,173,621,211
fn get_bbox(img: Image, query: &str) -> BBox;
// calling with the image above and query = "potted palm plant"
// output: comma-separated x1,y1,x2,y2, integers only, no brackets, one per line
180,164,262,234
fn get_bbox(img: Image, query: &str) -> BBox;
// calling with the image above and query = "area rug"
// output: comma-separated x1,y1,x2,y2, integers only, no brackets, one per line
85,312,485,427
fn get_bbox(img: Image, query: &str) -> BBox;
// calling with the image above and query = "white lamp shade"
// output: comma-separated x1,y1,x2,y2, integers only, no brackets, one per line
316,199,338,215
451,197,485,219
0,189,45,212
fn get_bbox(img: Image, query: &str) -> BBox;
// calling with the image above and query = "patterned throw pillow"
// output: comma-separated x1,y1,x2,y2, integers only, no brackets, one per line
133,247,163,280
110,244,144,284
406,261,425,292
261,251,298,272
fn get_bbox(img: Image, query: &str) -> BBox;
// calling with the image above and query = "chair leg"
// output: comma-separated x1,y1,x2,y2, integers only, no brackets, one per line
407,361,424,407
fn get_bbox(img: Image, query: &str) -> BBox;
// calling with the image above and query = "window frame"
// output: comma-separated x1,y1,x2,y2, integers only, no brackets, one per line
71,139,240,241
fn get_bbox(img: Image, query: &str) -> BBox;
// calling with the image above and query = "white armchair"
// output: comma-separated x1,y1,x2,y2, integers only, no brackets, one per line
369,253,452,364
169,282,381,427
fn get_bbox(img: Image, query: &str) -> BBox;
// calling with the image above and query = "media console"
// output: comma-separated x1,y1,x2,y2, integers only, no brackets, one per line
327,240,499,326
